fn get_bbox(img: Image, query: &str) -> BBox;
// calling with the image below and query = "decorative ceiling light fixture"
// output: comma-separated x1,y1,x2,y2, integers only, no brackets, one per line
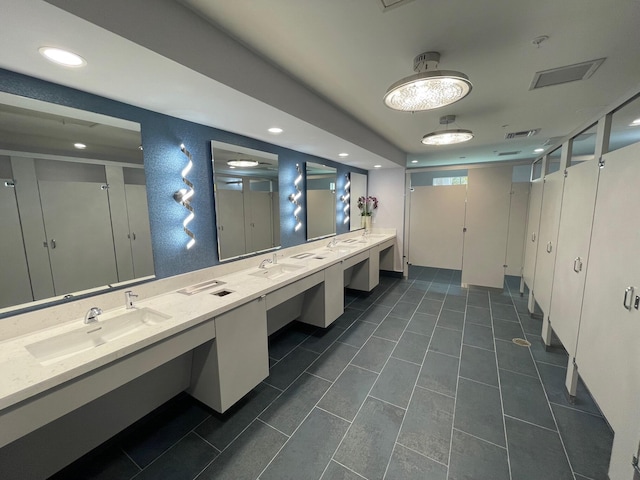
384,52,472,112
227,158,258,168
422,115,474,146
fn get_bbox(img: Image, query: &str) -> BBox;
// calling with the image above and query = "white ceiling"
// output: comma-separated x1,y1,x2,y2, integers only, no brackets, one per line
2,0,640,170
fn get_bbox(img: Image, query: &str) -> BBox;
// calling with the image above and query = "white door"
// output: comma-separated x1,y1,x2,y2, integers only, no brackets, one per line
216,189,246,259
548,160,599,357
505,182,530,277
408,185,466,269
532,170,565,316
125,184,154,278
522,179,544,290
38,180,118,295
462,166,512,288
574,142,640,480
0,180,33,308
246,190,274,252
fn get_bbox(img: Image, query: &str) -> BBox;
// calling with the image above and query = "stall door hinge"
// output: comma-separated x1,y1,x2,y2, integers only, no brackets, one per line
598,157,605,169
563,169,568,178
100,184,110,190
4,180,15,187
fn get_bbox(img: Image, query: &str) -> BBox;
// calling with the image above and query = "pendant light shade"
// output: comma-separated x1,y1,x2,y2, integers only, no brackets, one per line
422,115,474,146
384,52,472,112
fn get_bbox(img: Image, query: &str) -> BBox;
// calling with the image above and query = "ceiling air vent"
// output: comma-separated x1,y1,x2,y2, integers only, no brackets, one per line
378,0,416,11
498,151,521,156
505,128,540,140
530,58,605,90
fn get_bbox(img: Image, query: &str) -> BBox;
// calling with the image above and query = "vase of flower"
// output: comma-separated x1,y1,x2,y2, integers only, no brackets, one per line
357,195,378,231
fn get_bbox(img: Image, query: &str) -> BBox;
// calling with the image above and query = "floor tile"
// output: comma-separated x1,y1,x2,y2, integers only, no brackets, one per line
400,288,426,305
389,301,418,319
448,429,509,480
551,404,613,479
259,373,332,435
50,444,140,480
375,292,403,307
318,365,379,421
334,397,405,480
370,357,420,409
266,347,319,390
425,290,446,301
429,327,462,357
122,394,211,468
447,284,468,297
495,339,538,377
519,313,543,335
195,383,280,451
443,295,466,312
499,369,556,430
437,309,465,331
417,350,459,397
306,342,359,382
397,386,454,464
260,408,349,480
374,316,410,341
332,308,363,329
454,378,505,447
392,331,430,364
465,305,492,326
351,336,396,373
133,432,218,480
405,312,437,336
268,324,314,360
463,323,495,351
416,298,443,315
320,461,364,480
197,421,287,480
526,334,569,367
493,318,525,341
338,320,378,348
300,324,346,354
491,303,519,322
490,292,514,305
505,416,574,480
467,292,490,308
360,304,393,324
385,444,447,480
537,363,602,416
459,345,499,387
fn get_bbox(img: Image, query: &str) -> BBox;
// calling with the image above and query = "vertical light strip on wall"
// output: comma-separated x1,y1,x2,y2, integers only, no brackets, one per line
179,143,195,249
288,163,303,231
341,173,351,224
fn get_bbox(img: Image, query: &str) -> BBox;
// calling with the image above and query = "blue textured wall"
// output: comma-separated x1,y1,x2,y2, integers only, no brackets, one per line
0,68,366,278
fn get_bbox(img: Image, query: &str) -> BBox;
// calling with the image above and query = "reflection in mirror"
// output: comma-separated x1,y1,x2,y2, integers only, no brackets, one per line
349,172,367,231
306,162,337,240
211,141,280,260
0,93,153,312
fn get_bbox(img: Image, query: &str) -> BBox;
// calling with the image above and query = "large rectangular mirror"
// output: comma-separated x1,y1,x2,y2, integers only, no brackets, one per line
0,93,153,313
306,161,337,240
349,172,367,231
211,141,280,260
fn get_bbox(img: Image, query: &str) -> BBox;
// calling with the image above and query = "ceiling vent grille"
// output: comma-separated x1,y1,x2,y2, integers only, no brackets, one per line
498,151,521,156
505,128,540,140
530,58,605,90
378,0,416,11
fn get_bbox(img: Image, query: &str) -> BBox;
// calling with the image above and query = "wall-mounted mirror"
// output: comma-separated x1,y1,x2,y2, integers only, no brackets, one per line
349,172,367,231
211,141,280,260
306,162,337,240
0,92,153,313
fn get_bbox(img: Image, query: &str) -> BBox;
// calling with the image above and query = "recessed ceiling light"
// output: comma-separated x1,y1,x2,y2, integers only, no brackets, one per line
74,143,87,149
339,152,349,157
268,127,283,134
374,165,382,168
629,118,640,127
534,148,545,153
39,47,86,67
227,159,258,168
411,160,418,163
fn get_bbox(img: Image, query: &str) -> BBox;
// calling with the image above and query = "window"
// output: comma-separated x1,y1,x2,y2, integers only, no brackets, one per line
432,176,468,186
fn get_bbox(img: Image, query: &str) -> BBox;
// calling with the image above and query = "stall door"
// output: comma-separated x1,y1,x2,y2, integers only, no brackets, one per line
575,142,640,480
216,189,246,259
548,160,599,357
505,182,530,277
245,190,274,252
532,170,565,316
38,180,118,295
462,166,512,288
0,180,33,307
522,179,544,290
408,185,466,269
125,184,154,278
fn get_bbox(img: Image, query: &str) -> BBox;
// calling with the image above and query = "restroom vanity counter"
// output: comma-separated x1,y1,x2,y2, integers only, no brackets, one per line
0,231,396,415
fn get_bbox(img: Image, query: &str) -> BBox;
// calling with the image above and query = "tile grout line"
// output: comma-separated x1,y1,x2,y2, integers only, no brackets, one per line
452,426,508,451
502,414,560,434
395,441,449,467
414,383,456,400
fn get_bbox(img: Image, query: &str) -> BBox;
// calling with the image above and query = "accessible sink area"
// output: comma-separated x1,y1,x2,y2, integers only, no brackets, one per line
24,308,171,365
249,262,305,280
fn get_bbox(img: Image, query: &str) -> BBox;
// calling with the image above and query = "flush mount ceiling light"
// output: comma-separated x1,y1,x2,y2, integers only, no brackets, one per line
227,159,258,168
422,115,474,146
629,118,640,127
384,52,472,112
38,47,86,67
268,127,283,134
73,143,87,149
338,152,349,157
534,148,545,153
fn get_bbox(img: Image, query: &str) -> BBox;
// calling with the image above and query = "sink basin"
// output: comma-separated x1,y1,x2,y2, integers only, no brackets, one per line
249,263,304,280
25,308,171,365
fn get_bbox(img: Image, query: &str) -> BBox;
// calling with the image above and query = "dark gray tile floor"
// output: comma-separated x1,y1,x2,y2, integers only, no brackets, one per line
52,267,613,480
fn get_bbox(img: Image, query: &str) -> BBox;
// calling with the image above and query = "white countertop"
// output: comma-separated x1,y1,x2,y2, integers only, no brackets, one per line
0,233,395,411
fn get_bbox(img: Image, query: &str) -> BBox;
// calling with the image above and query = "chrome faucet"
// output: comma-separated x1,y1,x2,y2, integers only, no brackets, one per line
125,290,138,309
84,307,102,324
259,258,273,269
327,238,338,248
